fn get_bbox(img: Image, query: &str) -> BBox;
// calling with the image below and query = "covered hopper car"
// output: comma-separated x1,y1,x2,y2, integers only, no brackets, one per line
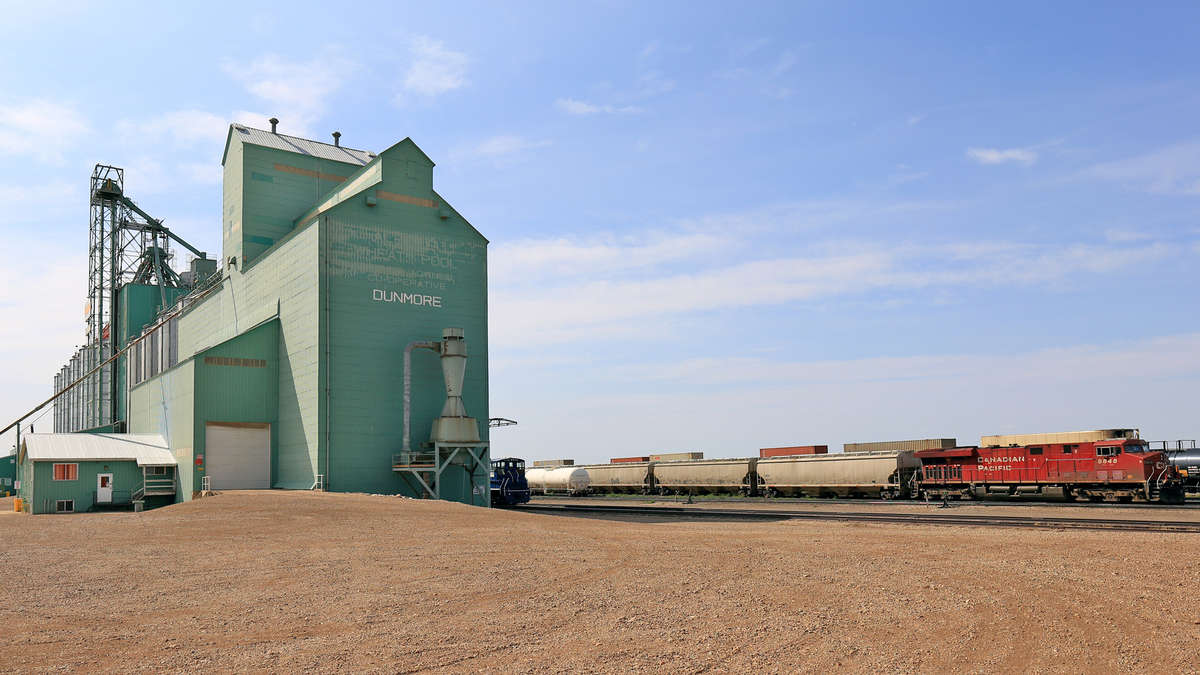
917,438,1184,503
651,458,760,496
756,450,919,498
580,462,654,494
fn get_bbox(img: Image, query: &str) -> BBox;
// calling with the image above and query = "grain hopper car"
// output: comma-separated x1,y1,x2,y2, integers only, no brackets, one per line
755,451,918,498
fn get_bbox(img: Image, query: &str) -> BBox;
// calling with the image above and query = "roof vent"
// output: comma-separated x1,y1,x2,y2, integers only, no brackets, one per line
269,117,279,134
332,131,341,147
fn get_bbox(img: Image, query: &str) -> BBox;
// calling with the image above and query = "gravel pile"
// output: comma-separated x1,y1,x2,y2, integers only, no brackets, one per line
1,490,1197,672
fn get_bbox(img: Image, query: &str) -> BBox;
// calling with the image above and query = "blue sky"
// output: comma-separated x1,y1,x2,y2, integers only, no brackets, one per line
1,1,1198,460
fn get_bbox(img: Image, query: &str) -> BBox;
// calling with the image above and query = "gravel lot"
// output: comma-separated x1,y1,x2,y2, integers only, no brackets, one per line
2,490,1198,672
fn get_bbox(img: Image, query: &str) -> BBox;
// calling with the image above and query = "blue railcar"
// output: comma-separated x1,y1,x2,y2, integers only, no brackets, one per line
490,457,531,507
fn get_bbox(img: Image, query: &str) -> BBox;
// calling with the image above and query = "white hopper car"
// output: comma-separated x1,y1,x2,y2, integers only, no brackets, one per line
577,462,653,494
580,452,919,498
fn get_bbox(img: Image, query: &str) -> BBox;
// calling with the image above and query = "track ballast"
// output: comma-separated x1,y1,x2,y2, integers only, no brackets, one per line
520,503,1200,533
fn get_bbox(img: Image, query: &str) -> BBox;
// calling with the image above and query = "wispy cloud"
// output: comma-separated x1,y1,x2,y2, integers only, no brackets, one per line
490,229,1174,348
0,99,89,164
224,50,355,134
401,36,469,98
1082,139,1200,195
714,41,800,99
451,134,550,167
554,98,644,115
497,333,1200,463
116,109,227,148
473,135,549,157
966,146,1038,166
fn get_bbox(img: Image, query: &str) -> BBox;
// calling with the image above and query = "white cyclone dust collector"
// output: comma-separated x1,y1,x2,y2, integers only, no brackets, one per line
430,328,480,443
402,327,481,456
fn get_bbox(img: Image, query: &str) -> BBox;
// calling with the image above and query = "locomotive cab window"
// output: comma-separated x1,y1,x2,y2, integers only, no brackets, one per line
1096,446,1120,457
1063,444,1077,454
1029,447,1043,455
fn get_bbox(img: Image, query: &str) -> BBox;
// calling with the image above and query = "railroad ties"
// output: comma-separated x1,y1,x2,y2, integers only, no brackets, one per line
520,503,1200,534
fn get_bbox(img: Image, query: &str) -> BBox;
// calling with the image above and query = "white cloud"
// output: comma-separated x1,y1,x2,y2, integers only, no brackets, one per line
1083,140,1200,195
554,98,644,115
0,99,89,164
453,135,550,165
966,147,1038,166
1103,228,1152,243
489,231,1173,348
116,109,227,148
491,231,729,285
492,333,1200,463
401,36,469,98
0,234,89,451
224,50,355,134
0,180,81,207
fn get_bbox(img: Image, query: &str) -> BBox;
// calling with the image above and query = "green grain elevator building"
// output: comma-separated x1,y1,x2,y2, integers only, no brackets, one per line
110,124,490,506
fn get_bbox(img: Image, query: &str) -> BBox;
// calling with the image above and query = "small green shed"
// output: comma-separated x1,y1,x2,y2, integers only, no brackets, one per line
17,434,177,514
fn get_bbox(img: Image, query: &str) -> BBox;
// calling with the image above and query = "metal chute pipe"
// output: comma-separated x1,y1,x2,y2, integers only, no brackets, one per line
402,340,440,455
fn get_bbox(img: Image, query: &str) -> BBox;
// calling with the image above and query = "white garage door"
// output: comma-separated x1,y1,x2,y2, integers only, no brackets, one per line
205,423,270,490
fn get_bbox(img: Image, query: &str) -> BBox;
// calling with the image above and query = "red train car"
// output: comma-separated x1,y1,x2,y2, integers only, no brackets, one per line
916,437,1184,503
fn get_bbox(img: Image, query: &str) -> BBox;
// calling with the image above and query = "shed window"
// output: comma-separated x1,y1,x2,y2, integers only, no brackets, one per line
52,463,78,481
55,500,74,513
148,466,168,475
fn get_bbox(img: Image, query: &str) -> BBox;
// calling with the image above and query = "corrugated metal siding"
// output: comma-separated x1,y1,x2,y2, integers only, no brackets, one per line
194,322,280,487
174,223,320,492
980,429,1138,447
844,438,957,453
321,141,488,504
650,452,704,461
231,125,374,165
22,433,172,465
128,359,195,499
28,460,144,514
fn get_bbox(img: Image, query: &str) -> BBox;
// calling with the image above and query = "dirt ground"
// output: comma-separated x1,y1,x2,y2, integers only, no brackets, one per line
2,491,1198,673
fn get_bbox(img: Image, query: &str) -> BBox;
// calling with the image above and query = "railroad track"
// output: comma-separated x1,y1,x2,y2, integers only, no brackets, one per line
538,495,1200,509
520,503,1200,533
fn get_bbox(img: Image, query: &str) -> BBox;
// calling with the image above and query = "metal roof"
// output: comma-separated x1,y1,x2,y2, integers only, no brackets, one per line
22,433,176,466
229,124,375,165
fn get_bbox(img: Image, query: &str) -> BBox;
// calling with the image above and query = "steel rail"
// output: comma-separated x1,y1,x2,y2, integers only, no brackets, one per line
519,503,1200,533
538,494,1200,510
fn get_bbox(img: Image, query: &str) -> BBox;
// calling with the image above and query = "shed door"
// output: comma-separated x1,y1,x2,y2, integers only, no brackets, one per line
96,473,113,503
205,423,270,490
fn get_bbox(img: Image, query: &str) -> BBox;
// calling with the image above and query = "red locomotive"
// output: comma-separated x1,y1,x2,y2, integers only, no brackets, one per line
917,437,1185,503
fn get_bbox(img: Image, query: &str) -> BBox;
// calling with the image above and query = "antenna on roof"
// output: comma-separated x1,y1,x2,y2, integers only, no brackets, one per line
332,131,341,147
269,117,279,134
